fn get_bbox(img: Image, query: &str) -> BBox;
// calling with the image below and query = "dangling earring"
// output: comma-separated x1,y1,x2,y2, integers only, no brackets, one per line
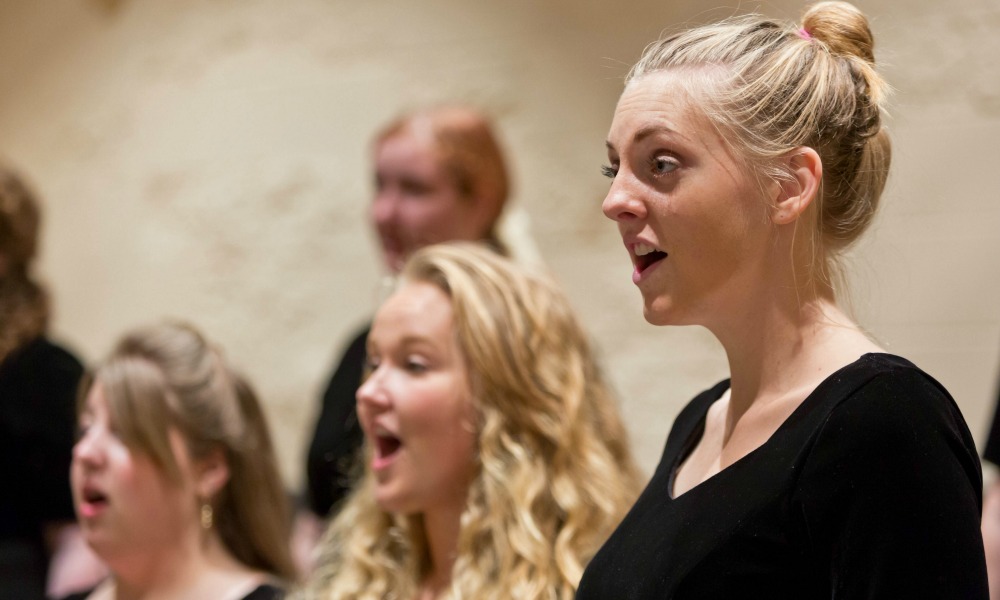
200,502,213,530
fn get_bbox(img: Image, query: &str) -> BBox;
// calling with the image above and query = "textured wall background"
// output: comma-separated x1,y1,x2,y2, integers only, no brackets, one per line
1,0,998,484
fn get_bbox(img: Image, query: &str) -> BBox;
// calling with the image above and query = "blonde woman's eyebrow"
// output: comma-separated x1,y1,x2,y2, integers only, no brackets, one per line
606,123,682,152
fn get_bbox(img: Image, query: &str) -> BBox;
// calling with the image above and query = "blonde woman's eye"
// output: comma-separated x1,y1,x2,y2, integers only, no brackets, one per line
362,357,380,378
405,358,429,374
601,164,617,179
651,156,678,175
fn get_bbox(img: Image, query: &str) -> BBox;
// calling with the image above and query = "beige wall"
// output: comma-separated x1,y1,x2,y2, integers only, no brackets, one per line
2,0,998,483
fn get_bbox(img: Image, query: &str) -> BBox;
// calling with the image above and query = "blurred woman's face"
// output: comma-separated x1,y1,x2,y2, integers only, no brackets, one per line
71,384,201,563
371,129,490,272
356,281,477,516
602,70,771,328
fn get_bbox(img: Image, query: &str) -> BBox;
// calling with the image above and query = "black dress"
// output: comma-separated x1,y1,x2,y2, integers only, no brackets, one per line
0,337,83,600
576,353,987,599
305,326,369,517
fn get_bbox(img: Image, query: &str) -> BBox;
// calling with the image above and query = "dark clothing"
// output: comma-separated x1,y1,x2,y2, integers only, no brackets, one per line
242,584,284,600
982,371,1000,466
577,353,987,599
305,326,369,517
61,582,284,600
0,337,83,600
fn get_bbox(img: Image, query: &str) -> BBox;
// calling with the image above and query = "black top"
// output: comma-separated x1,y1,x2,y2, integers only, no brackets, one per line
576,354,987,599
981,366,1000,466
305,325,369,517
0,336,83,600
242,583,285,600
61,582,284,600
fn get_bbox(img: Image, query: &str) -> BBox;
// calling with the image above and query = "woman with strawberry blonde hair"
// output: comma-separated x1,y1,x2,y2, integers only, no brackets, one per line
304,106,517,531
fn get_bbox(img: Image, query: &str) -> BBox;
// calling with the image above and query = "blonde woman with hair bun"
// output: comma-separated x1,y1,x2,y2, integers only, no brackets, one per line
578,1,987,597
300,242,641,600
67,322,296,600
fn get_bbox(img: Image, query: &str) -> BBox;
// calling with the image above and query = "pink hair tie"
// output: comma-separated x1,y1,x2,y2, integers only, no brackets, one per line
798,27,812,40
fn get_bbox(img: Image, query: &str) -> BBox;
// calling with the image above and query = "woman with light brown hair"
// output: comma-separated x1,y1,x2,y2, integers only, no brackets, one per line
301,243,641,600
68,322,296,599
577,1,986,597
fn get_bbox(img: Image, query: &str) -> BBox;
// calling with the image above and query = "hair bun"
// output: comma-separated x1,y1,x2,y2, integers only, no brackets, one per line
802,1,876,63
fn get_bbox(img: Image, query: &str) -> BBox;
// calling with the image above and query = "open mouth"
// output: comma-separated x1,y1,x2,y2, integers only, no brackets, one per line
634,242,668,273
375,433,402,461
84,488,107,505
380,234,403,256
78,486,109,518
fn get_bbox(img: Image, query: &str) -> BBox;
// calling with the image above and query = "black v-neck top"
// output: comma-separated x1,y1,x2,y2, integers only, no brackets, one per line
577,354,987,599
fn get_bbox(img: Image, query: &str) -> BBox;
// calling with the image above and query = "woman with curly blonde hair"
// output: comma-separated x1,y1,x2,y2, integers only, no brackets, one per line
302,242,641,600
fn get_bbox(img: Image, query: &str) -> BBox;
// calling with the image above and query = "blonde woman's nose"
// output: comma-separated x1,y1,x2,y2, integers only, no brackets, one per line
602,175,647,223
356,366,391,414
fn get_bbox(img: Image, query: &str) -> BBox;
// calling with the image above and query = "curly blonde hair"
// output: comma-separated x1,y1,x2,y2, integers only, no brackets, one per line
304,243,641,600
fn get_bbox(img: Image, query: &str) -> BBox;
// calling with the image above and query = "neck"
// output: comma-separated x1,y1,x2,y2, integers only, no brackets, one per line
418,503,464,599
707,268,879,426
109,526,243,600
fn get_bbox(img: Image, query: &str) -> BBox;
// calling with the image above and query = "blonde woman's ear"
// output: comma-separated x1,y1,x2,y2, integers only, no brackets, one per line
771,147,822,225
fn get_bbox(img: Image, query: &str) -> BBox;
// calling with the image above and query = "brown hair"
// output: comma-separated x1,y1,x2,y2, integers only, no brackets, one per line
91,321,297,581
0,163,48,362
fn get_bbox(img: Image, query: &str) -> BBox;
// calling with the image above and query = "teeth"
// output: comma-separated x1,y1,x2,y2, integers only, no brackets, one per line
635,243,657,256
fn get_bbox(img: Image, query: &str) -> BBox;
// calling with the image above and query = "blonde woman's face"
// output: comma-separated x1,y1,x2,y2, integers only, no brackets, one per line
371,130,488,273
602,71,771,328
357,281,477,516
71,384,202,564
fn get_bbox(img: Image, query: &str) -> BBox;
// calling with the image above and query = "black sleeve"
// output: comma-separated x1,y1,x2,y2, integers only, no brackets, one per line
304,326,369,517
239,583,285,600
982,368,1000,466
794,370,987,598
31,345,82,525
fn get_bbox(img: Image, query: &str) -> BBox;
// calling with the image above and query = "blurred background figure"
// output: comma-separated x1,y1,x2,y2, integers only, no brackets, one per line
66,322,296,600
300,243,641,599
0,163,104,599
300,106,523,560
